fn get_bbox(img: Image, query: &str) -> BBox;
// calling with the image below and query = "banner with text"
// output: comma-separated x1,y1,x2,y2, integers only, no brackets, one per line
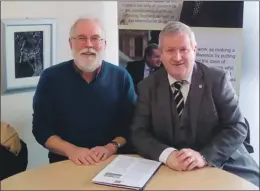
118,1,183,30
192,28,242,91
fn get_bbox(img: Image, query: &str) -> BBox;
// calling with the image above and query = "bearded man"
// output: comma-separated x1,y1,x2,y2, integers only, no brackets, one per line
32,17,137,165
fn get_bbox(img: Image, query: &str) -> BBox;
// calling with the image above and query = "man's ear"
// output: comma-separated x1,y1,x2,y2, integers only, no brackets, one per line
69,38,73,50
193,44,198,54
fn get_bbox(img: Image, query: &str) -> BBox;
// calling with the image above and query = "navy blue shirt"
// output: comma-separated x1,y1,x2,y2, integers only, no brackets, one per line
32,60,137,156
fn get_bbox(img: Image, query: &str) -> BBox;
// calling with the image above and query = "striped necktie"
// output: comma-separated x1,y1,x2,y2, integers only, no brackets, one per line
173,81,184,117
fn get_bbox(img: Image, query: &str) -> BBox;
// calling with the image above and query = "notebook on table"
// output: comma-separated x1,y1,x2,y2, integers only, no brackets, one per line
92,155,162,190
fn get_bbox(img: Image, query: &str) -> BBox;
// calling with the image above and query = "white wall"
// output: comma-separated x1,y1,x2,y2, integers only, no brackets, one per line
239,1,259,164
1,1,118,169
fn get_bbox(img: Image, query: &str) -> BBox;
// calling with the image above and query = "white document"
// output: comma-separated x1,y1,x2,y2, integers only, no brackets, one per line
92,155,162,190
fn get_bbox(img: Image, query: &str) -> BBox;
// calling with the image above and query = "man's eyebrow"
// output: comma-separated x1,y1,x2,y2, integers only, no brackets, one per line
75,34,102,37
91,34,102,38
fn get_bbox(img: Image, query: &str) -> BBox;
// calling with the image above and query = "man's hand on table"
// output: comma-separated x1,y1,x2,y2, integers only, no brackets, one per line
166,148,207,171
66,144,117,165
66,146,100,165
91,143,117,162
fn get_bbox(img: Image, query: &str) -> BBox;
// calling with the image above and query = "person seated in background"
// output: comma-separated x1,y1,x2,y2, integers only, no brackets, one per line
126,43,161,92
130,21,259,187
32,17,137,165
1,121,28,180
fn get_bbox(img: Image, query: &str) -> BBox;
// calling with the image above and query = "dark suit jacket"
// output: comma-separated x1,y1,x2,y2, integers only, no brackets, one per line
126,60,163,92
131,62,259,186
126,60,146,92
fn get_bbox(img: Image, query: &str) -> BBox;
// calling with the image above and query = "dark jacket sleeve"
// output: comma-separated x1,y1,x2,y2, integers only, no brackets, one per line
32,70,56,147
200,71,247,168
130,81,169,160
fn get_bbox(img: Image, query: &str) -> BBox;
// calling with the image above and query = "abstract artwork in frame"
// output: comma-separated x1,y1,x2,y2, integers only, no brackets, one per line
1,19,56,94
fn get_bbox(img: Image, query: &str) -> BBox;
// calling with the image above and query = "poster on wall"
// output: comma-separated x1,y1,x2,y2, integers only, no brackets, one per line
1,18,56,94
118,1,244,93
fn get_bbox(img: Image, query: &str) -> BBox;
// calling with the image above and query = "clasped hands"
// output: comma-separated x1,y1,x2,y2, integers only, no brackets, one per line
166,148,207,171
66,143,117,165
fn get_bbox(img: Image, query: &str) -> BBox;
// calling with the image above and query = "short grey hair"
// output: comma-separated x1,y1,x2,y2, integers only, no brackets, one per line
159,21,196,48
69,16,106,39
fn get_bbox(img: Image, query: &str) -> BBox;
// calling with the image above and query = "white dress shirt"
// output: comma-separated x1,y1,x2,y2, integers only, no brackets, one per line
159,70,193,164
143,63,153,79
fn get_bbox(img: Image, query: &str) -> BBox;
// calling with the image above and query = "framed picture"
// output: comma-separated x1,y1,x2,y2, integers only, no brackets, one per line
1,18,56,94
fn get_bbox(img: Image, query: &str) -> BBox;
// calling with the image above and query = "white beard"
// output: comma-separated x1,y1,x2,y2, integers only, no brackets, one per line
73,48,103,72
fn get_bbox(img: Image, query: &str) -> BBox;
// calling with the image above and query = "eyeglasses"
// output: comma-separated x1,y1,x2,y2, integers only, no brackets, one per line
70,36,104,45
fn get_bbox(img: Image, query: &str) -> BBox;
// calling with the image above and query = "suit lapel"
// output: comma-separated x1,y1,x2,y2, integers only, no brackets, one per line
156,69,174,144
189,63,205,142
137,61,145,81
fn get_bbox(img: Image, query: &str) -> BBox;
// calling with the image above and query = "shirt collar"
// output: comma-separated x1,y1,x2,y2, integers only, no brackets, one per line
145,62,157,72
144,62,151,70
167,65,193,86
73,60,103,77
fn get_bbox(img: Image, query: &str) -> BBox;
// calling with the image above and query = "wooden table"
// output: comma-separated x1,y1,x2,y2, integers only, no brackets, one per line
1,155,258,190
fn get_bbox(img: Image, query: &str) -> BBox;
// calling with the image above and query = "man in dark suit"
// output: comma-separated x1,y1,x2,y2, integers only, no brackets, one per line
130,21,259,187
126,43,161,92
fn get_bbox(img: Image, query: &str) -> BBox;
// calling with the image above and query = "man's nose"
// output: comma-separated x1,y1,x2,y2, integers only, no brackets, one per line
172,51,182,61
84,38,93,48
